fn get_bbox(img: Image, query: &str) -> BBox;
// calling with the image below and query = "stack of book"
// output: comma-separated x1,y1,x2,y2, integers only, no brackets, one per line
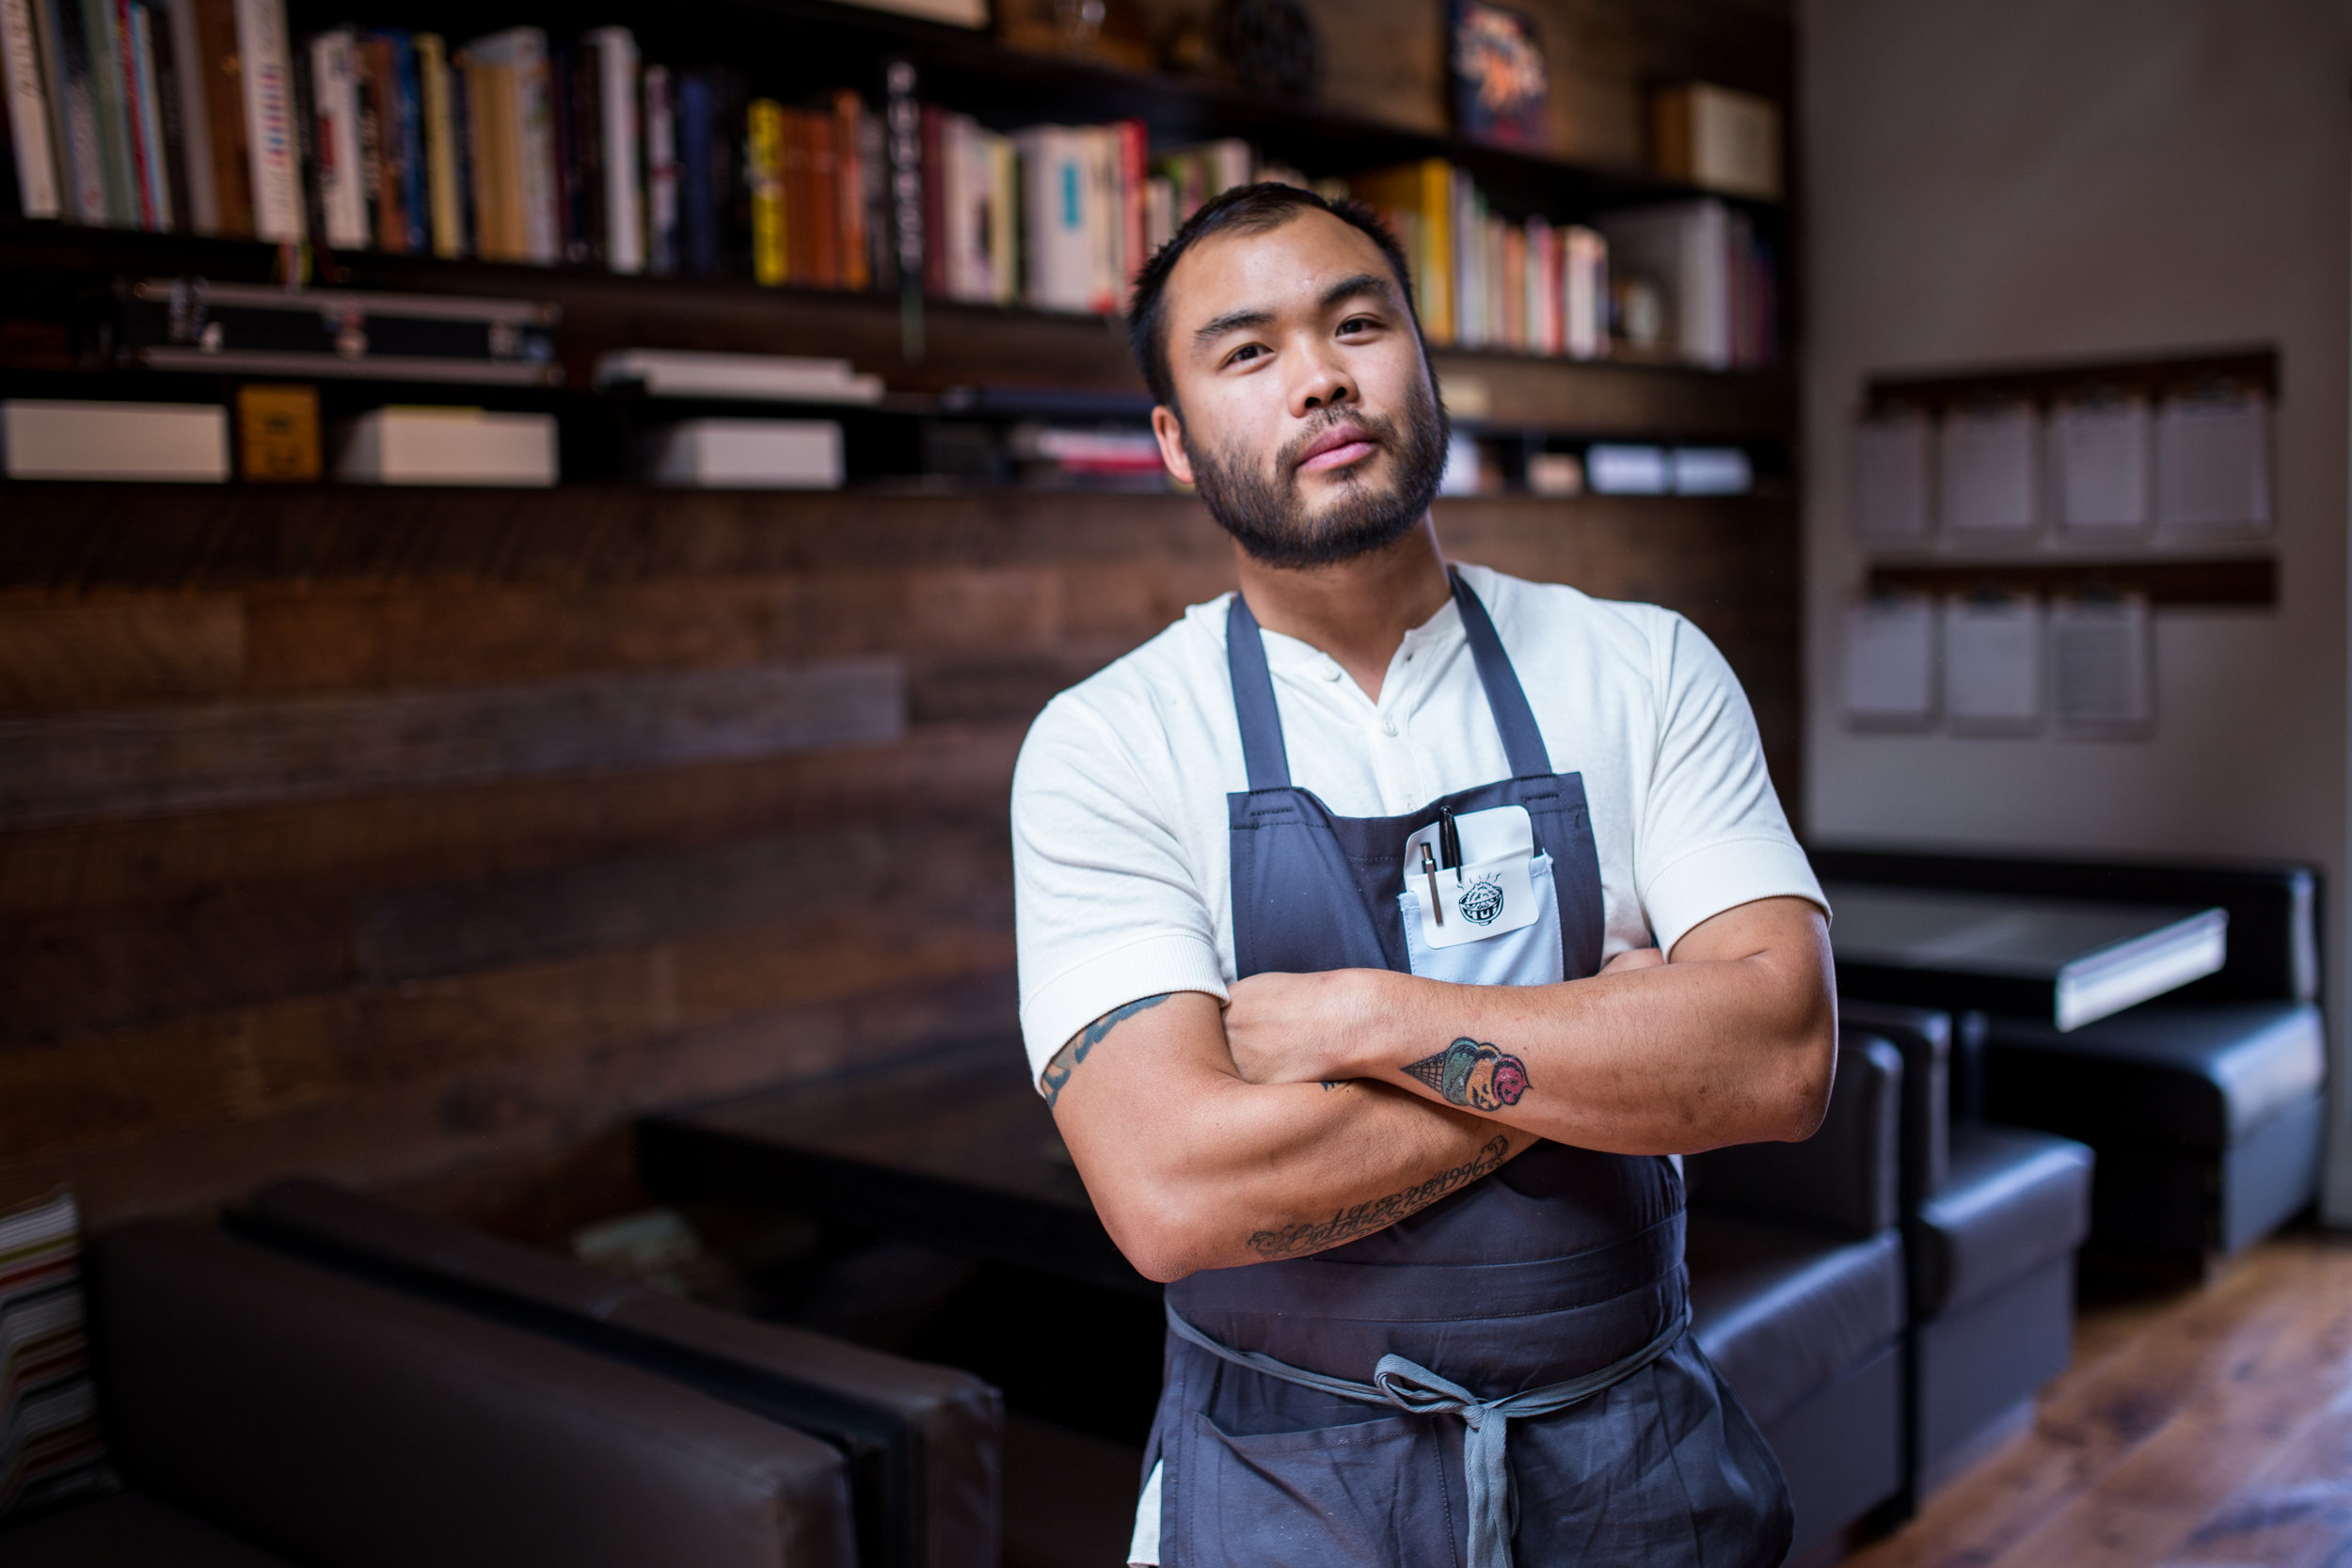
1347,159,1612,360
0,3,1775,365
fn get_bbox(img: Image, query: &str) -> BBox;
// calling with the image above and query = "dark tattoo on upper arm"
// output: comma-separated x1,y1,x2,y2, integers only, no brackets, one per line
1402,1038,1530,1111
1247,1136,1510,1259
1041,992,1173,1106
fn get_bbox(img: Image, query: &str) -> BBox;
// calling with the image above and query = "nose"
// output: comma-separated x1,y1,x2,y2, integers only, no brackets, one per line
1291,341,1356,419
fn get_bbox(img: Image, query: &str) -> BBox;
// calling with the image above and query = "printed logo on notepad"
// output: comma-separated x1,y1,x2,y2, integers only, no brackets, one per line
1458,877,1506,927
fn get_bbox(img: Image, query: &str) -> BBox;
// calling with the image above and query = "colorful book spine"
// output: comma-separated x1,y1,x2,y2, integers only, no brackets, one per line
414,31,459,257
160,0,212,227
882,57,922,294
643,62,675,274
590,25,639,274
121,0,170,226
75,0,130,221
308,28,363,246
746,95,783,285
1,0,59,215
37,0,103,223
234,0,300,241
382,29,422,251
831,87,865,290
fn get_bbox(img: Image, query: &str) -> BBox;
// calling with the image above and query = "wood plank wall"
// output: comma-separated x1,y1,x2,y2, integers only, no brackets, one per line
0,484,1794,1229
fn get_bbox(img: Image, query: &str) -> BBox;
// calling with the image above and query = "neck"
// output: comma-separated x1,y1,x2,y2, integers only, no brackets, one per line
1233,515,1452,703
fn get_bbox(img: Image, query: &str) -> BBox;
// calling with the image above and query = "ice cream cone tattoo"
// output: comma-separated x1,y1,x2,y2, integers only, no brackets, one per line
1403,1037,1531,1111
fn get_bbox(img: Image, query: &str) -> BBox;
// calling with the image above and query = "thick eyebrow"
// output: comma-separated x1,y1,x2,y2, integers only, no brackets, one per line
1189,273,1404,352
1320,272,1399,313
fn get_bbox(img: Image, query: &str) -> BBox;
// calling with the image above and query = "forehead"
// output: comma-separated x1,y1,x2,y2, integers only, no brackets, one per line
1163,209,1402,335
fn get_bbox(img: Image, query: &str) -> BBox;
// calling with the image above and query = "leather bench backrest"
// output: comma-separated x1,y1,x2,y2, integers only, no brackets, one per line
1685,1033,1902,1239
233,1180,1000,1568
1836,1000,1951,1205
89,1223,854,1568
1808,847,2319,1005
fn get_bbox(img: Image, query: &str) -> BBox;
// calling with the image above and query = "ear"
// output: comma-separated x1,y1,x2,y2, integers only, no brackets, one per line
1152,405,1196,485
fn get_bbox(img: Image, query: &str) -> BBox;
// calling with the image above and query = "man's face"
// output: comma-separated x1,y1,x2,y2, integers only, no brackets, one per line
1151,210,1450,567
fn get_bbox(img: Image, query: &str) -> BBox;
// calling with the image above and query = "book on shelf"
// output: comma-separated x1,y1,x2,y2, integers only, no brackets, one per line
592,348,883,402
1597,198,1772,371
1651,82,1781,202
1447,0,1548,150
1,0,60,217
4,11,1767,372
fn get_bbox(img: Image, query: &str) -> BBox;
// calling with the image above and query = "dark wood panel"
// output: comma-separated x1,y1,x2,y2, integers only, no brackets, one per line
0,965,1020,1226
0,720,1027,922
0,816,1014,1043
0,592,246,715
1434,352,1794,439
0,657,906,828
355,819,1012,986
0,485,1779,591
0,907,1015,1164
1867,346,2278,414
1865,558,2275,608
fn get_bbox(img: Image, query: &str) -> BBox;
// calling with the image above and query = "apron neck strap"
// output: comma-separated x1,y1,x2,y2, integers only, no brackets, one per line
1449,568,1555,778
1226,591,1295,791
1225,568,1554,792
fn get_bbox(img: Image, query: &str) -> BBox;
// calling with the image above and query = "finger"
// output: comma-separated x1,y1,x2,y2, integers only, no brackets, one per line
1600,946,1666,974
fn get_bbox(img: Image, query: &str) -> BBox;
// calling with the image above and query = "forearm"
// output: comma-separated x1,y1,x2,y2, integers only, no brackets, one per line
1228,898,1836,1156
1045,991,1520,1281
1363,953,1829,1153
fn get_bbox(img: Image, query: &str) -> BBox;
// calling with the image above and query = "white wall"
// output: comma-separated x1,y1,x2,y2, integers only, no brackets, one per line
1799,0,2352,1220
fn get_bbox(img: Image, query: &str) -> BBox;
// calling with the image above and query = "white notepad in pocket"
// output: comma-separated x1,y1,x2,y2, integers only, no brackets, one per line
1397,805,1566,986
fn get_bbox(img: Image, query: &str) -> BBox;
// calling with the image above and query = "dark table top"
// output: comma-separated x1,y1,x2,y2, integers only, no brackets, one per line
638,1040,1154,1295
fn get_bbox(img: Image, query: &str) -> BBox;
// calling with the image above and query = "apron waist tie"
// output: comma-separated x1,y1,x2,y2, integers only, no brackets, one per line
1165,1300,1692,1568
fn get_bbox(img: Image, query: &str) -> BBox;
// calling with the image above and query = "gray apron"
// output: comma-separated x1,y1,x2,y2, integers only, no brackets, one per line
1144,571,1792,1568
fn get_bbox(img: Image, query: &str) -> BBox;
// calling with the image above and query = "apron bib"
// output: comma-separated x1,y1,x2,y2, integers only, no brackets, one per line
1141,572,1792,1568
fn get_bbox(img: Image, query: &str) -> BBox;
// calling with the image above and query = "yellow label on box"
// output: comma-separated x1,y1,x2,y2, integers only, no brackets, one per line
237,384,321,482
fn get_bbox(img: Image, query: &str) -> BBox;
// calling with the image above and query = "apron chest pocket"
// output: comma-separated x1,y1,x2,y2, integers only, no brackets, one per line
1401,850,1567,987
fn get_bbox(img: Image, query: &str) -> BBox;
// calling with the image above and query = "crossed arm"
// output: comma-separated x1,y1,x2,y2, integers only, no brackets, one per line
1044,894,1836,1284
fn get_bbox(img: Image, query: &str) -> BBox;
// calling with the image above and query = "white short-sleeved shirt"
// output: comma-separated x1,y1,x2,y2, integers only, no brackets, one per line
1011,562,1826,1084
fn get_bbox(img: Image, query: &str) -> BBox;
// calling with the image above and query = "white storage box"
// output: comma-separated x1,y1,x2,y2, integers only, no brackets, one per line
644,419,844,489
1,400,230,482
335,407,559,486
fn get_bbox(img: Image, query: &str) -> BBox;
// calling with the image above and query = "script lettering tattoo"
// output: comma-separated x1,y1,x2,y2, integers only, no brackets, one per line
1248,1136,1510,1259
1040,993,1172,1107
1402,1037,1530,1111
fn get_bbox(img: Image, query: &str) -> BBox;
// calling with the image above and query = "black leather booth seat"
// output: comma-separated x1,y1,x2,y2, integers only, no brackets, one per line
7,1222,855,1568
1687,1032,1907,1560
1986,1002,2325,1263
1842,1000,2092,1497
231,1179,1001,1568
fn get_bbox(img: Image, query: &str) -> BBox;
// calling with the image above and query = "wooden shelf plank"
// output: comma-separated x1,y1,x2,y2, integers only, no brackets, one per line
1864,558,2276,607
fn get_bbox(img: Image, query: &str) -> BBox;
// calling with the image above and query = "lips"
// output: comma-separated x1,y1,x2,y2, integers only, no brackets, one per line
1295,423,1380,473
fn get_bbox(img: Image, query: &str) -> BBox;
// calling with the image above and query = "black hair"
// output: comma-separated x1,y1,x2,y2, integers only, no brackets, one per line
1125,182,1423,412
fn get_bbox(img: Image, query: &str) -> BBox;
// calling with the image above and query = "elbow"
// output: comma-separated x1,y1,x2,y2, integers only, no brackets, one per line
1772,1013,1838,1144
1098,1191,1216,1284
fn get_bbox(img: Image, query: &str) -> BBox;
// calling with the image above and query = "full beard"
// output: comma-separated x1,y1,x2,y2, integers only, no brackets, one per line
1182,377,1451,568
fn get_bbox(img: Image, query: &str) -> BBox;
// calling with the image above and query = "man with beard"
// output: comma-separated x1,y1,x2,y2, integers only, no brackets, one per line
1010,182,1834,1567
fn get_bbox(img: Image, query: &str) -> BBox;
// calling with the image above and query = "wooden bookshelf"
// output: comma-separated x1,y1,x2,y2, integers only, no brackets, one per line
0,0,1804,1233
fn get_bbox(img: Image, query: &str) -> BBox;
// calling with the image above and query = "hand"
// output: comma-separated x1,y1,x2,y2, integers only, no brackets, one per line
1600,945,1665,974
1223,969,1395,1086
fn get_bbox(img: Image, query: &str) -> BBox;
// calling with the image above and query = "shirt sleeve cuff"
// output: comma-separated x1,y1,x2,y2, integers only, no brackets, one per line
1021,933,1231,1090
1641,836,1830,958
